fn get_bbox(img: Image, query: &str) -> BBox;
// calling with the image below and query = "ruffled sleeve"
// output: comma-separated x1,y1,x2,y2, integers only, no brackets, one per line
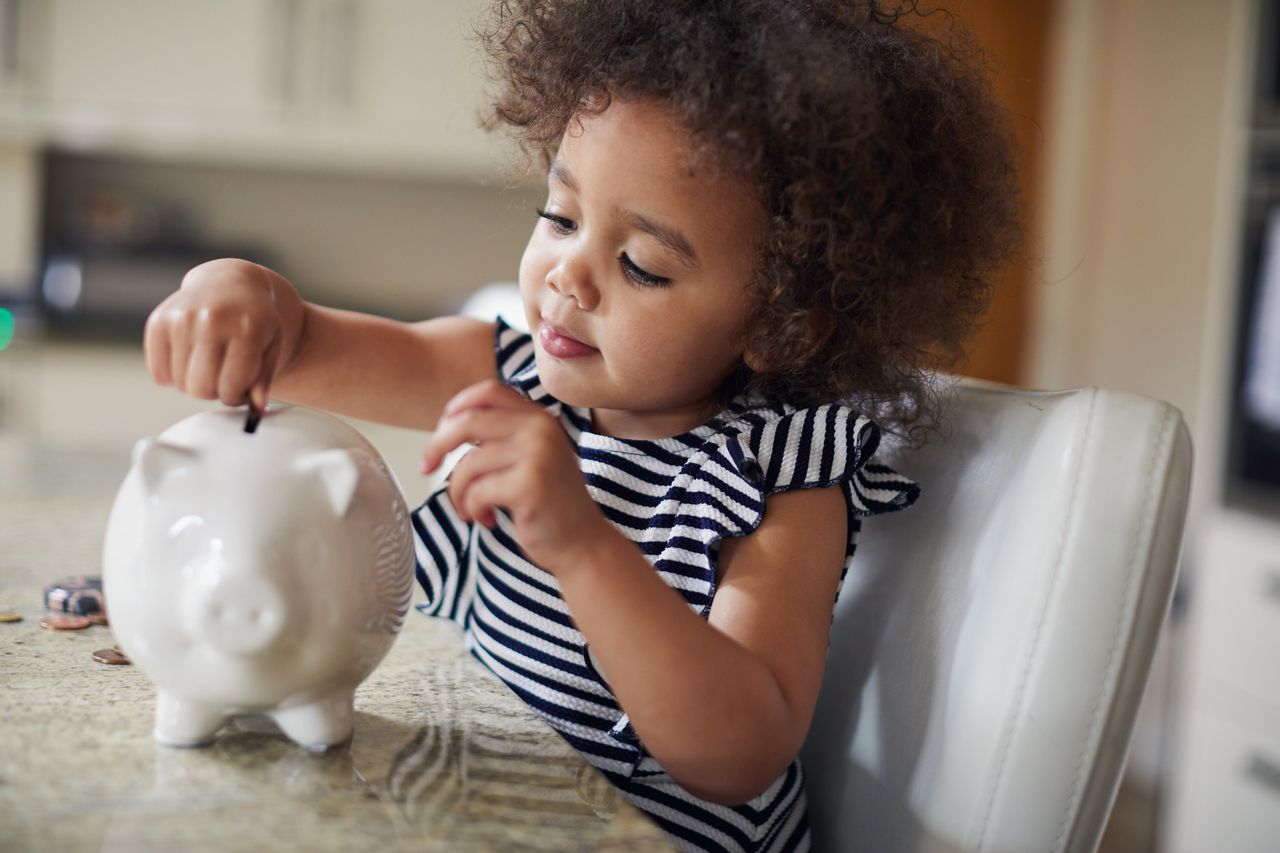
733,403,921,516
411,487,475,627
644,403,920,623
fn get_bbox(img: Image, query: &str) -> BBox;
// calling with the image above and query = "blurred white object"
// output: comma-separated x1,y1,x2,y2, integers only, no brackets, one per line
802,380,1192,853
460,281,526,331
1245,209,1280,431
102,403,415,750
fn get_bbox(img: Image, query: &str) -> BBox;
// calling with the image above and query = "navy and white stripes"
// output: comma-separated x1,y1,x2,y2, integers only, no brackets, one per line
411,319,920,852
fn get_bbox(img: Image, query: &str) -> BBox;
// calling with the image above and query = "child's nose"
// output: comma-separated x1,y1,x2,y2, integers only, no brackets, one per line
547,261,599,311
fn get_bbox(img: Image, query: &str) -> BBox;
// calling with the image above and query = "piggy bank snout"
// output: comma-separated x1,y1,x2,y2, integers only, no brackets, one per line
193,575,288,656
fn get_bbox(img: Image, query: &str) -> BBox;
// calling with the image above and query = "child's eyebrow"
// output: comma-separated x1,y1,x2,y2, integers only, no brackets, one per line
548,159,700,270
618,210,699,270
549,159,580,192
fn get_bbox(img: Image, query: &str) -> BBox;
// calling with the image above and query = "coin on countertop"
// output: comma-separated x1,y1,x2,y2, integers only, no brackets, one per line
92,648,130,665
44,575,105,615
40,614,91,630
0,611,22,623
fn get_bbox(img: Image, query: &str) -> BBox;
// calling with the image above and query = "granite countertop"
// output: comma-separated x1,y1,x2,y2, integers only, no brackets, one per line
0,481,673,850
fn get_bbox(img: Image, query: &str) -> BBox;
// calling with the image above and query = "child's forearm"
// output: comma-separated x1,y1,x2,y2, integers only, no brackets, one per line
555,527,802,805
253,289,497,430
269,302,449,428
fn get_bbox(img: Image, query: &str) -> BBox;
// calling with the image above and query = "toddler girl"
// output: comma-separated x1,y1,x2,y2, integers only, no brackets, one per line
144,1,1018,850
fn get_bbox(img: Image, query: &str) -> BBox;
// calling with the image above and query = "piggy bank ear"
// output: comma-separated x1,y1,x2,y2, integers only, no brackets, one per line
132,438,198,496
295,449,362,517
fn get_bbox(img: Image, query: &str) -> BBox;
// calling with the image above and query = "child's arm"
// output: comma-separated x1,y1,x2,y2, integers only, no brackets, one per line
145,258,497,429
423,380,850,805
557,486,847,806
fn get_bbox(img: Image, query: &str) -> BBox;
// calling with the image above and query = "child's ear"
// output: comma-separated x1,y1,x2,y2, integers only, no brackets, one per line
743,348,770,372
744,311,836,372
805,311,837,356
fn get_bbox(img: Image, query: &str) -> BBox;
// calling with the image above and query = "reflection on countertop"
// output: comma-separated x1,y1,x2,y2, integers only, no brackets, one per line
0,430,671,851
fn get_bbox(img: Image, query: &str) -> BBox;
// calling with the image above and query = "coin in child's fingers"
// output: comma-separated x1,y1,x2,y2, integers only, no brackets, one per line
92,648,130,665
85,611,109,626
41,614,90,631
0,611,22,623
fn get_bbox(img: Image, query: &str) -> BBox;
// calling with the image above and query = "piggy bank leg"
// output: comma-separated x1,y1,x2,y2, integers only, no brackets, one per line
154,689,229,747
271,689,355,750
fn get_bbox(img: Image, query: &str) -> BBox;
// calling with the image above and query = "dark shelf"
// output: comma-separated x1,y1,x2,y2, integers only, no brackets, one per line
1224,0,1280,519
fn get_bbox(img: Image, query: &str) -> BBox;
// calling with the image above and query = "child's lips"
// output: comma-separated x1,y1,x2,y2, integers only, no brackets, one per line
539,322,599,359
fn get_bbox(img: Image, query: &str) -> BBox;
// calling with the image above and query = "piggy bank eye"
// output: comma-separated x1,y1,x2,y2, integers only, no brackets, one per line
167,515,206,541
164,515,216,560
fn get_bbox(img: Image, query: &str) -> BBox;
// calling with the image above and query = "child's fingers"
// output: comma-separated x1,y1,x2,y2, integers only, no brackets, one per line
444,441,518,523
425,381,547,473
168,330,194,395
441,378,533,418
453,460,521,529
463,473,506,527
247,329,282,412
184,340,228,400
220,324,277,407
421,408,528,474
144,313,173,387
218,337,265,408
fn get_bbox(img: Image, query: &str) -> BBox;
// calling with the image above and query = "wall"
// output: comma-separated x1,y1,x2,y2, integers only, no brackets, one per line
948,0,1053,385
1027,0,1253,836
1029,0,1247,474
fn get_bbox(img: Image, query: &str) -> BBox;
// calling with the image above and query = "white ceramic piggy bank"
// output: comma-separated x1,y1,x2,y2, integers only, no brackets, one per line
103,403,416,750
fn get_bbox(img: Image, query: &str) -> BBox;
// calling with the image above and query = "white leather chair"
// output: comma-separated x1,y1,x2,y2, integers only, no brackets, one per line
801,379,1193,853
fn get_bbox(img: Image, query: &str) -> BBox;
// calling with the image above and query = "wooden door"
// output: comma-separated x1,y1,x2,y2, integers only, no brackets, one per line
942,0,1054,385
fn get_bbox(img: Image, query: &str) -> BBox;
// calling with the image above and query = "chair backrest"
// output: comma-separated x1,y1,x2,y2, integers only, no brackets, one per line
801,380,1193,853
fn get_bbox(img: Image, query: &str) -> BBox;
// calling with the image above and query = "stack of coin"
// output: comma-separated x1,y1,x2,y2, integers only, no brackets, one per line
44,575,106,616
37,575,129,664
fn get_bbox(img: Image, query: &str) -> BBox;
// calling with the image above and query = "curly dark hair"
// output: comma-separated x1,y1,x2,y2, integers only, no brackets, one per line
479,0,1021,446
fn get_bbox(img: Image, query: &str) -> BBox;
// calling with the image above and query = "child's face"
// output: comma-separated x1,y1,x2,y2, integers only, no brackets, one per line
518,98,767,438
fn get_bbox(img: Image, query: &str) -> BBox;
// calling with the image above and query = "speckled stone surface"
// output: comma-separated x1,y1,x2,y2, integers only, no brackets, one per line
0,484,673,851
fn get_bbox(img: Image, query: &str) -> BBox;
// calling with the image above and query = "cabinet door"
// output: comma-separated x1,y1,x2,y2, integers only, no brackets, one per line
43,0,290,119
0,0,46,104
336,0,504,175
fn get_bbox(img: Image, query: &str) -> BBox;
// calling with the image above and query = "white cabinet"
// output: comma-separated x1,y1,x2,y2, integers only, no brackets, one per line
0,0,507,179
0,0,43,106
42,0,285,119
1165,512,1280,852
335,0,496,173
0,143,38,297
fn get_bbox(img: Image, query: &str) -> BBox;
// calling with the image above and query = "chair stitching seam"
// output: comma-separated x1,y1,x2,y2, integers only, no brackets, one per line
973,389,1097,851
1051,404,1176,851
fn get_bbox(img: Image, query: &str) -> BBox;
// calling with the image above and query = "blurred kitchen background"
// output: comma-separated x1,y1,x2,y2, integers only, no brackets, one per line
0,1,1275,850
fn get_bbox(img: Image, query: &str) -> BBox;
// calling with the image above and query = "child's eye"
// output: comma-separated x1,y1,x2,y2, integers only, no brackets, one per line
536,208,576,235
620,253,670,288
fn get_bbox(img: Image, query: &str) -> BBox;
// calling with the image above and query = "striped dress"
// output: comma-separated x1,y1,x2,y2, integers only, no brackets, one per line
411,319,921,852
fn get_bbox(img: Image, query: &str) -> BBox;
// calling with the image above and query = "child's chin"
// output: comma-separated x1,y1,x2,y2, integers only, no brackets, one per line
535,357,601,409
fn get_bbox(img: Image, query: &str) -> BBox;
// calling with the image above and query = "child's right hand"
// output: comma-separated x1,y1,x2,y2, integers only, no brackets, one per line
144,258,304,410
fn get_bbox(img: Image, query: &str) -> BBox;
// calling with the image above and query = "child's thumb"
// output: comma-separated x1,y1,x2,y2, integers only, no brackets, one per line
249,380,269,413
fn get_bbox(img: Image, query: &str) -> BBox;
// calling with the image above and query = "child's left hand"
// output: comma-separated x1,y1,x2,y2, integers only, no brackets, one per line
420,379,615,573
